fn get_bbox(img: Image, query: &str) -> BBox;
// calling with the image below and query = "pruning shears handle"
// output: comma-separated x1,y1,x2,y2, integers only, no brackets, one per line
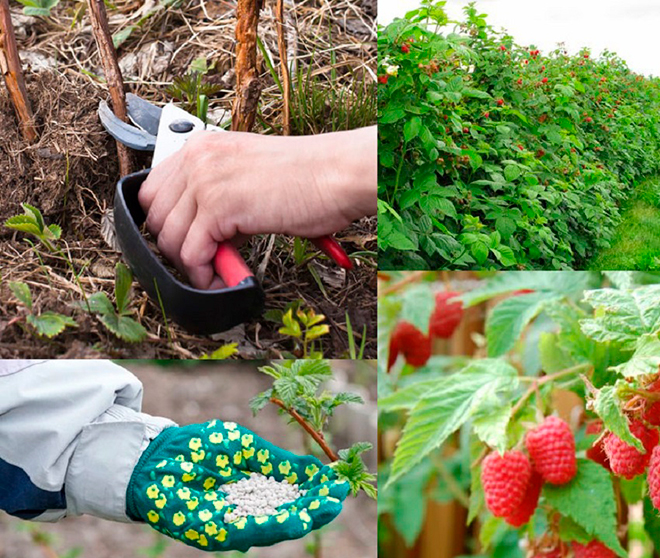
310,237,353,270
213,242,254,287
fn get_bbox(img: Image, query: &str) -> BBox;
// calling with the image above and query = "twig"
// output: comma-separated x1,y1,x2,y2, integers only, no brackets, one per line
86,0,133,176
275,0,290,135
232,0,263,132
0,0,37,141
380,270,430,296
270,397,339,461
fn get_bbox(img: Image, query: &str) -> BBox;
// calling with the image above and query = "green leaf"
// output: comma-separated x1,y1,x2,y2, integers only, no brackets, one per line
400,282,435,336
467,434,485,525
200,343,239,359
544,460,626,557
99,313,147,342
249,388,273,415
611,334,660,377
48,223,62,239
87,292,115,316
403,117,422,142
486,292,562,357
581,285,660,350
9,281,32,309
594,385,643,451
461,271,598,307
21,203,45,232
472,403,513,454
379,378,440,412
274,377,298,406
113,25,137,49
386,359,519,486
4,216,42,237
27,312,77,338
503,164,521,182
114,262,133,315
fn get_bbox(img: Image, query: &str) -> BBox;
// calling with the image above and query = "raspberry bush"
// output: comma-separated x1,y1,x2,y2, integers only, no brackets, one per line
378,271,660,556
378,2,660,270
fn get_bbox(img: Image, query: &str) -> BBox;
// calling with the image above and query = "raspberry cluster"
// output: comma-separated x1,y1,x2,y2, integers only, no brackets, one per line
481,416,577,528
388,291,464,369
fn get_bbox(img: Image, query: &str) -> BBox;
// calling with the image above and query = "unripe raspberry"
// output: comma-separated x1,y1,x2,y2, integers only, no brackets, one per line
603,420,659,479
525,416,577,485
585,421,611,471
647,445,660,511
481,450,532,517
504,471,543,527
572,541,616,558
388,321,431,369
429,291,463,339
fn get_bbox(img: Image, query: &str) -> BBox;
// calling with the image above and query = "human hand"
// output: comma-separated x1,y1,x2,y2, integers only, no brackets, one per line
137,127,376,289
127,420,349,552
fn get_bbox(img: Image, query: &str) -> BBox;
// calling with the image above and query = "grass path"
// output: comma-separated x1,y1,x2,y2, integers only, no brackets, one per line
589,176,660,270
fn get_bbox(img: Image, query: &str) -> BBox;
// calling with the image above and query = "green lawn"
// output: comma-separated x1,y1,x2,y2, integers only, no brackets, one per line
589,176,660,270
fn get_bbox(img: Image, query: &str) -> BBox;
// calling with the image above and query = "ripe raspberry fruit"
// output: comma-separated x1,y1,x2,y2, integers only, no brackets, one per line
401,44,410,54
648,446,660,511
525,416,577,485
429,291,463,339
603,420,659,479
541,77,548,84
481,450,532,517
504,471,543,527
572,541,615,558
378,75,388,85
585,421,611,471
496,98,504,106
643,379,660,426
388,321,431,370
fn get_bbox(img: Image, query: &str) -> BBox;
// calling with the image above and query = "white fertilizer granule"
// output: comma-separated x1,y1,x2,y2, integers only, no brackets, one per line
220,473,305,522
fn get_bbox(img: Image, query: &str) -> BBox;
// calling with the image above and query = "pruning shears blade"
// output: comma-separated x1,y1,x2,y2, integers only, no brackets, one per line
126,93,162,136
98,101,157,151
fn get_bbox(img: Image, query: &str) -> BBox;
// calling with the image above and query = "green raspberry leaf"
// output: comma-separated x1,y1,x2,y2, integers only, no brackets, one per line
486,292,562,357
544,460,626,557
9,281,33,310
581,285,660,350
386,359,519,487
593,384,643,452
400,282,435,336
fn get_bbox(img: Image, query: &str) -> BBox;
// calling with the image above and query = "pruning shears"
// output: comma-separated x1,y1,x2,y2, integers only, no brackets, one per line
99,94,353,335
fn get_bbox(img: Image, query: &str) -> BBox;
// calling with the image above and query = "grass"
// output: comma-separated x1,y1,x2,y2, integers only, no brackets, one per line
589,176,660,270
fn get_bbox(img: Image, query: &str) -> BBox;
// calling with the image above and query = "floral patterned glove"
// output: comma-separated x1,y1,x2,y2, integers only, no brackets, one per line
126,420,349,552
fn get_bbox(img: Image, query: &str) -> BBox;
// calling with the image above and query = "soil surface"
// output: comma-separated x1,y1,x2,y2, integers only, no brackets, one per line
0,361,377,558
0,0,376,359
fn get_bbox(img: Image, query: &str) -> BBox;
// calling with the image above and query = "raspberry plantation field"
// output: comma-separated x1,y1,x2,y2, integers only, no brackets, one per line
377,3,660,270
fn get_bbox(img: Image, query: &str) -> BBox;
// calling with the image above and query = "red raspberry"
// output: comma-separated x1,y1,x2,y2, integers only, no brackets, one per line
541,77,548,84
643,380,660,426
525,416,577,485
483,111,490,118
603,420,659,479
481,450,532,517
648,446,660,511
504,471,543,527
572,541,615,558
388,321,431,369
401,44,410,54
644,401,660,426
585,421,611,471
378,75,388,85
496,98,504,106
429,291,463,339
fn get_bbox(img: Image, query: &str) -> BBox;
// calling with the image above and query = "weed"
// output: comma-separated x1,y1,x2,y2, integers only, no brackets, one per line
83,262,147,342
8,281,78,338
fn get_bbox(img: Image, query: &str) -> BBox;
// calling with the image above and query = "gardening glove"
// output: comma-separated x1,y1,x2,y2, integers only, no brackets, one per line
126,419,350,552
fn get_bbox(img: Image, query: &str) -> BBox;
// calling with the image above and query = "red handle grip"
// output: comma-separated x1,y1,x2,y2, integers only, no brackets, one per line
213,242,253,287
310,236,353,270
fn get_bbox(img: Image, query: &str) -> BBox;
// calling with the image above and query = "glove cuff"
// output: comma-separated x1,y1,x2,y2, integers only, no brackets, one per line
126,424,178,520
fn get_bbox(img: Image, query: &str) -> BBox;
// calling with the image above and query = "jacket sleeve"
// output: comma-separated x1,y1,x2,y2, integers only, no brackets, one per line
0,360,176,523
